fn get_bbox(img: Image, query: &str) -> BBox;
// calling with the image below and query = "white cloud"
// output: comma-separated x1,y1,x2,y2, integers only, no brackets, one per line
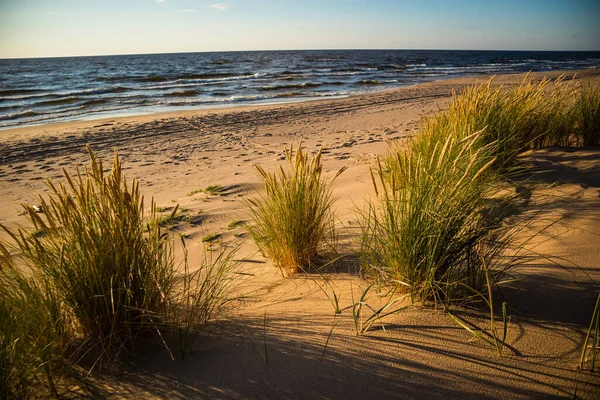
181,9,196,13
156,0,167,3
210,3,228,11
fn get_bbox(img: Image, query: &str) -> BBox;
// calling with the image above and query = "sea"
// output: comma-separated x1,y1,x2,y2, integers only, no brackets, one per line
1,50,599,129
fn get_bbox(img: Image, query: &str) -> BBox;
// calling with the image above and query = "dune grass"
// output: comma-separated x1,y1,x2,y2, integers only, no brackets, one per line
359,127,519,302
423,75,599,170
0,147,236,397
247,143,345,275
2,147,176,361
359,75,600,303
204,185,224,195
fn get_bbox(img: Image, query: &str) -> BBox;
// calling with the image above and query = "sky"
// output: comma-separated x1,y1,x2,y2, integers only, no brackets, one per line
0,0,599,58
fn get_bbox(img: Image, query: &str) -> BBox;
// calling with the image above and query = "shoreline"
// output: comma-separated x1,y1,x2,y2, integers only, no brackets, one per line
0,69,600,151
0,94,352,133
2,68,598,143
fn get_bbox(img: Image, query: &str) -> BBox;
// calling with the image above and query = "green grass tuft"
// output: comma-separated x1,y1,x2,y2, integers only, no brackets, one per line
359,127,518,302
187,189,202,197
202,233,221,243
204,185,224,195
359,75,600,304
247,143,345,275
227,220,244,230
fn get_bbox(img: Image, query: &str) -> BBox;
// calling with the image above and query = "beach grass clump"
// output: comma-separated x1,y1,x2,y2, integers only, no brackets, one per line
0,147,238,395
227,219,244,230
150,205,199,229
422,75,587,168
359,127,517,302
187,189,202,197
247,143,345,275
202,233,221,243
1,146,175,361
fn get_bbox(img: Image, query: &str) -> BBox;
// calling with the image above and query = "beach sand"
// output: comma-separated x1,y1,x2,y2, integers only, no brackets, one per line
1,69,599,398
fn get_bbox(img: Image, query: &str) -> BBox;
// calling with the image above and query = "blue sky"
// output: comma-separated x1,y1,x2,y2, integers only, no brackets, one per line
0,0,599,58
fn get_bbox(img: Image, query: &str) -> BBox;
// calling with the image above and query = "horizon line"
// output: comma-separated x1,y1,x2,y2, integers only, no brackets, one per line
2,47,600,60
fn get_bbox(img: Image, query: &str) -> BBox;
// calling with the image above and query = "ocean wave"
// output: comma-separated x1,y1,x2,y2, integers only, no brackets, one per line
35,96,80,107
259,82,322,91
80,98,111,108
1,86,128,101
327,71,362,76
0,88,44,97
136,72,241,83
164,89,200,97
209,59,233,65
142,72,266,88
281,70,307,75
332,67,377,73
0,109,39,121
278,75,301,81
274,92,305,98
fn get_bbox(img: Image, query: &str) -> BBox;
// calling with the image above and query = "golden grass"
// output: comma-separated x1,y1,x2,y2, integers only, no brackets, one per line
0,147,236,397
247,143,345,275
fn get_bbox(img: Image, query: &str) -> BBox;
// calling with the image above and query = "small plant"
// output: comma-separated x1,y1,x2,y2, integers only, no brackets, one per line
202,233,221,243
150,207,202,229
350,284,407,335
204,185,224,195
247,143,345,275
227,219,244,230
187,189,203,197
27,228,45,239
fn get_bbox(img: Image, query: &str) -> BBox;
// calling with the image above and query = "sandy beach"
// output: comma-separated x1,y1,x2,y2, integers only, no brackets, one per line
1,69,600,398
